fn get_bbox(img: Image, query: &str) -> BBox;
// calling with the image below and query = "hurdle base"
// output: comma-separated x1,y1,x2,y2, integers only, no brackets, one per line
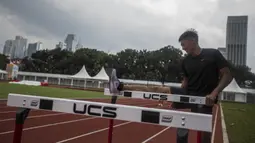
13,108,30,143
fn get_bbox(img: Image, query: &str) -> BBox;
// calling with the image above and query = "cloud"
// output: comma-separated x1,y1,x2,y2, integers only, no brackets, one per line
0,0,254,71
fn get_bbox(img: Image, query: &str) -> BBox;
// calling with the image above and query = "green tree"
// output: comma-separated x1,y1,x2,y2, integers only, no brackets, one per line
0,54,9,70
115,49,140,79
153,45,183,84
19,46,255,90
229,62,255,88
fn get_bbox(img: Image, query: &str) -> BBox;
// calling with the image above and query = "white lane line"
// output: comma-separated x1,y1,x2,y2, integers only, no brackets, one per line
0,117,97,135
0,111,18,114
0,113,65,122
220,103,229,143
56,122,131,143
141,127,171,143
211,104,219,143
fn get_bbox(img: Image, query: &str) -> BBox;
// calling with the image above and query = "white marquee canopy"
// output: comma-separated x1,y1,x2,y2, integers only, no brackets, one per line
91,67,109,81
223,78,246,94
70,65,91,79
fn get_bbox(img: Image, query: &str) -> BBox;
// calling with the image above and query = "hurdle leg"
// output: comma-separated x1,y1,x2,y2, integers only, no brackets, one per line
176,128,189,143
13,108,30,143
108,95,118,143
196,105,213,143
197,132,201,143
176,128,204,143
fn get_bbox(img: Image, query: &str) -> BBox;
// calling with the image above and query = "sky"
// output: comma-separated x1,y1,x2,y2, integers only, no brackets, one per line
0,0,254,72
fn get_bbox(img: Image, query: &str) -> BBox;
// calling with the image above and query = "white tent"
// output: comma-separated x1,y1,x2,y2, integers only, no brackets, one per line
70,65,91,79
92,67,109,81
0,69,7,74
223,78,246,94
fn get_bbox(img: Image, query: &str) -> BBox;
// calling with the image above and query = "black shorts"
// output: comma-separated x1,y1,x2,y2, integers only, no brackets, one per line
170,87,213,115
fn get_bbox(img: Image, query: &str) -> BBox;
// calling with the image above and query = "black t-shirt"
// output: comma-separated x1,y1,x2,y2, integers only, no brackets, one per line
181,48,229,97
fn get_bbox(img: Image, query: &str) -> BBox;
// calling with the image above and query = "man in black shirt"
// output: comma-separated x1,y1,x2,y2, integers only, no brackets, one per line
109,29,233,143
178,29,232,104
171,29,233,142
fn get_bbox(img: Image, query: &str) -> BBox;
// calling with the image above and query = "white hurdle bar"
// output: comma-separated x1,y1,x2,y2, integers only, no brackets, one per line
7,93,212,132
104,88,206,105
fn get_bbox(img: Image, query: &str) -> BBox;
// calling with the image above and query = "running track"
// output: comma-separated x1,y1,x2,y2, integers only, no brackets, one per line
0,98,224,143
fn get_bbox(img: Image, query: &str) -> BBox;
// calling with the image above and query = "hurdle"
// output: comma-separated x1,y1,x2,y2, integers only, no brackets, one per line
104,88,216,143
7,93,212,143
104,88,207,105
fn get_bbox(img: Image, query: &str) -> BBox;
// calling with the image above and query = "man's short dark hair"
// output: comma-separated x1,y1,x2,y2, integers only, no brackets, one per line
178,28,198,43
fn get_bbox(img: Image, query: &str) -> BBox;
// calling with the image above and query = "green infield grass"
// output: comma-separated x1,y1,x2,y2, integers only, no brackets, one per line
222,101,255,143
0,82,110,99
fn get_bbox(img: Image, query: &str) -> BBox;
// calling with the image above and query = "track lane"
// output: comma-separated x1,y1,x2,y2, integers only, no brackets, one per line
55,103,168,143
0,114,86,133
0,110,62,120
56,122,132,143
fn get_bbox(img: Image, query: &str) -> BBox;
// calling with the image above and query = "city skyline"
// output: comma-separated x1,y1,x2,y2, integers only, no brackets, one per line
0,0,254,71
1,33,84,59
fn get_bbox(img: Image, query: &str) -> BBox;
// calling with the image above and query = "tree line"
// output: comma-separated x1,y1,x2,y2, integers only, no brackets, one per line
0,45,255,88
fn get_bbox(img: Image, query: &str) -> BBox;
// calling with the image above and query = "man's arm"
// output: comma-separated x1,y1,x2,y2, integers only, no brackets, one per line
180,58,188,89
211,50,233,96
211,67,233,96
181,77,188,89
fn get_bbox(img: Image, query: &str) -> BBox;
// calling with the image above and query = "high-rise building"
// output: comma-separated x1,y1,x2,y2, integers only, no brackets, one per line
27,42,42,57
64,34,77,52
3,36,28,59
12,36,28,59
226,16,248,66
3,40,14,57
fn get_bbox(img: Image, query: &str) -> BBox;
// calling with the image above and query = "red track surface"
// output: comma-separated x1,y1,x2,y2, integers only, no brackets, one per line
0,98,223,143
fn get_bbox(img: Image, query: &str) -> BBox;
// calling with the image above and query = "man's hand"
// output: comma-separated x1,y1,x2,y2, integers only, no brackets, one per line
206,66,232,106
205,91,218,106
